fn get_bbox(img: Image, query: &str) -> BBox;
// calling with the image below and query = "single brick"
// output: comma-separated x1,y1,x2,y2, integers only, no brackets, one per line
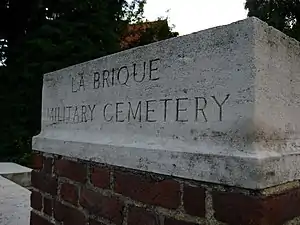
213,188,300,225
31,171,57,195
80,187,123,225
165,218,197,225
30,211,53,225
31,154,43,170
128,207,160,225
183,185,205,217
43,197,53,217
54,201,86,225
60,182,79,205
89,220,106,225
31,190,42,211
43,157,53,174
55,159,86,183
115,171,180,209
91,166,110,189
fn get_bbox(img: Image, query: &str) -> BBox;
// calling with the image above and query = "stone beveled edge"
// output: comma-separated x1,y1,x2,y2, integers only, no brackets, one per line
32,134,300,190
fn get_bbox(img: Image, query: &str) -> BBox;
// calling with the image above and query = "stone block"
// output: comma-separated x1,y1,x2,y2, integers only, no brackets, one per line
33,17,300,189
0,176,31,225
0,162,32,188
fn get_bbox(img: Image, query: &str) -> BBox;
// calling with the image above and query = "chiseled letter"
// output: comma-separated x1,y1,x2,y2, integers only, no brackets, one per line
128,101,142,122
103,103,113,122
211,94,230,121
195,97,207,122
176,98,188,122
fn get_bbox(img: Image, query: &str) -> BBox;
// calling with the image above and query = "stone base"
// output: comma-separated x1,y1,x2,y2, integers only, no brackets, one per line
0,162,32,188
30,151,300,225
0,175,31,225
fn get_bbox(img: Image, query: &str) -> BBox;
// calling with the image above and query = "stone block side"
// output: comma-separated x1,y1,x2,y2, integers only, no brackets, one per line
30,151,300,225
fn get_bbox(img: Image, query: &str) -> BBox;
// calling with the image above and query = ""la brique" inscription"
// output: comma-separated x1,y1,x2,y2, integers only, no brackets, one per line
47,58,231,125
72,58,160,92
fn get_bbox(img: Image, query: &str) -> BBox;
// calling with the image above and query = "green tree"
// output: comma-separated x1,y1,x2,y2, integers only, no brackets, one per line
0,0,134,164
245,0,300,41
0,0,177,165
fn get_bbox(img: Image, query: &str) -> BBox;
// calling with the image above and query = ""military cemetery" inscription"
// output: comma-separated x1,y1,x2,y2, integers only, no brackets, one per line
47,94,230,124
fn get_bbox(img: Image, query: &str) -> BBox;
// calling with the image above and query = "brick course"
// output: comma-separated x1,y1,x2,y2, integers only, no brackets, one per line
43,197,53,216
43,157,53,174
114,171,181,209
80,187,124,225
30,152,300,225
183,185,205,217
54,201,86,225
31,154,43,170
128,207,160,225
60,182,79,205
91,166,110,189
31,190,42,211
55,159,87,183
213,188,300,225
30,211,53,225
31,170,57,195
165,218,198,225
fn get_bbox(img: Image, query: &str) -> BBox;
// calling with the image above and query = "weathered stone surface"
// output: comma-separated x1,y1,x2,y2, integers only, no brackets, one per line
33,17,300,189
0,163,32,188
0,176,31,225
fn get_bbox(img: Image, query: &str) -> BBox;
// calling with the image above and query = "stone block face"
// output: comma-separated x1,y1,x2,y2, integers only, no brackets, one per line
0,162,33,187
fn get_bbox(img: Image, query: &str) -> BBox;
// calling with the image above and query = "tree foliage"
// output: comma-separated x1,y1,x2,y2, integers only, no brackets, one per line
0,0,177,164
245,0,300,41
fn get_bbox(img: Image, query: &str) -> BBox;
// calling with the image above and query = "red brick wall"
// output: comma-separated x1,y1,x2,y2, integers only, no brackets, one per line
30,152,300,225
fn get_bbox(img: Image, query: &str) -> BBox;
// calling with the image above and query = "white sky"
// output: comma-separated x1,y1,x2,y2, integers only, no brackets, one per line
144,0,248,35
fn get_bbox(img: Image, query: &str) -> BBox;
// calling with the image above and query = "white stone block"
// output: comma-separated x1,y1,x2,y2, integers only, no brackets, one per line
0,176,31,225
0,163,32,188
33,17,300,189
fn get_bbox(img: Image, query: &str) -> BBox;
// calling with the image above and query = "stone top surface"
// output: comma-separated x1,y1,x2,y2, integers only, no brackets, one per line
33,17,300,189
0,163,32,188
0,176,31,225
0,163,32,174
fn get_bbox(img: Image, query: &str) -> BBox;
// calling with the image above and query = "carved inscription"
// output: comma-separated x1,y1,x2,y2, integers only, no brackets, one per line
103,95,229,123
71,58,160,92
47,95,230,124
47,104,96,123
46,59,232,125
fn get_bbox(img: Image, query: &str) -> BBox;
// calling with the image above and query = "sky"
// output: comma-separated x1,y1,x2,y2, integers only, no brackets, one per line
143,0,248,35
